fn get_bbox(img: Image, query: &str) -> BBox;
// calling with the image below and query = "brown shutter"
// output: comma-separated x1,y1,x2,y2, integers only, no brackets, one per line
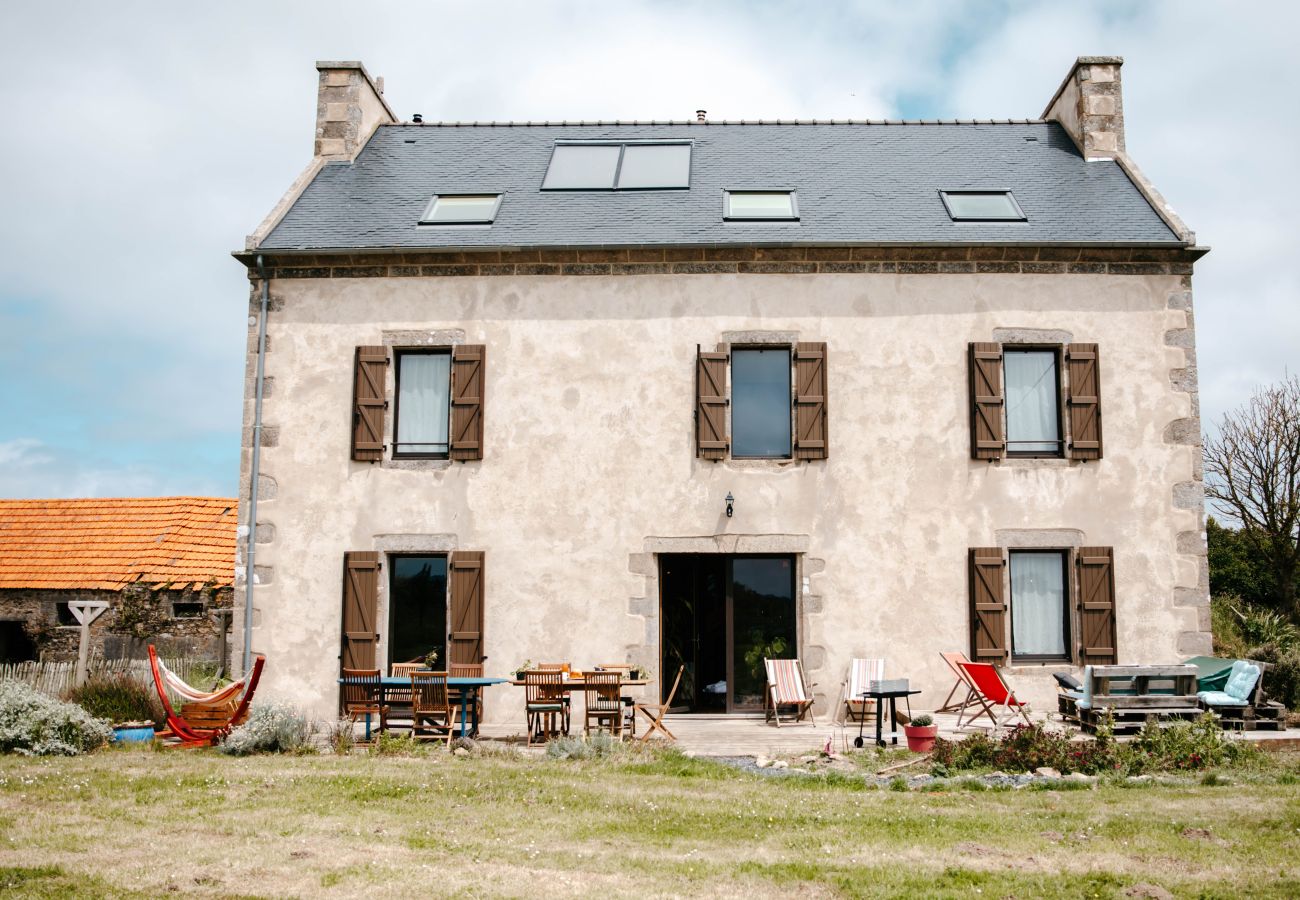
448,551,485,665
450,344,485,461
1066,343,1103,461
351,346,388,462
968,343,1005,460
695,343,729,460
968,548,1008,665
1076,546,1117,665
340,551,380,670
794,342,829,460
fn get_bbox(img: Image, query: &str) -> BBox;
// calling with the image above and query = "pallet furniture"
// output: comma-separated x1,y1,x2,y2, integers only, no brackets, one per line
1195,658,1285,731
1059,665,1198,733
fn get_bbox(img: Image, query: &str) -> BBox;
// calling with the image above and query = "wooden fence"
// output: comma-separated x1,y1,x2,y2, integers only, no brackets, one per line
0,656,213,698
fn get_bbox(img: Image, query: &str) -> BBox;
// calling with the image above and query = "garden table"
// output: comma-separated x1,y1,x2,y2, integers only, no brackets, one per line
854,679,921,749
338,675,508,739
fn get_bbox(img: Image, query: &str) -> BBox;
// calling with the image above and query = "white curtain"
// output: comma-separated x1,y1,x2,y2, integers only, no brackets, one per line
397,354,451,453
1004,351,1058,452
1010,552,1066,657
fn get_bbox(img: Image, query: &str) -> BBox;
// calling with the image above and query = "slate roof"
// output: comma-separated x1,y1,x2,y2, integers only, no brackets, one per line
0,498,237,591
260,121,1182,252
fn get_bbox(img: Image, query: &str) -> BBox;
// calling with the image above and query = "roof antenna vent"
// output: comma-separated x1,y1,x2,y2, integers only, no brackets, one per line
412,113,423,124
695,109,707,123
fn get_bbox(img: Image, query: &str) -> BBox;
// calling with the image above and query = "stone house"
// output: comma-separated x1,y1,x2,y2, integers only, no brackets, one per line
0,498,237,663
233,56,1209,723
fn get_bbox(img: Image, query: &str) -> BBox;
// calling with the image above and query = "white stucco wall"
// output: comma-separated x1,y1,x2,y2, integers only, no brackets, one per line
235,270,1205,724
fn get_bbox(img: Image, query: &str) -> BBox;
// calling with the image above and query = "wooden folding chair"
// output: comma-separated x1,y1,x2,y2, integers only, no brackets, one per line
764,658,816,727
340,668,388,740
597,663,637,736
635,665,683,742
387,662,423,732
583,672,624,738
411,671,454,746
936,651,975,714
449,662,484,734
842,658,885,724
524,670,566,747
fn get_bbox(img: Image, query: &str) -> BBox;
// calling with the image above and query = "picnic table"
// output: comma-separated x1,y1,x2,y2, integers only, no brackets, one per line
338,675,508,738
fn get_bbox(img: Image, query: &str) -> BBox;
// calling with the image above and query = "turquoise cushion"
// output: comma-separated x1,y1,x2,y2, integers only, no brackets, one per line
1223,661,1260,702
1198,690,1248,707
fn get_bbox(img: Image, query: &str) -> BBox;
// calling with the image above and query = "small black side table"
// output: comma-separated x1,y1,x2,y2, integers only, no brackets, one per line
854,679,922,748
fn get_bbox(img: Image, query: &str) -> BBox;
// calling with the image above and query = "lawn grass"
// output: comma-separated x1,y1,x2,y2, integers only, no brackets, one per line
0,746,1297,898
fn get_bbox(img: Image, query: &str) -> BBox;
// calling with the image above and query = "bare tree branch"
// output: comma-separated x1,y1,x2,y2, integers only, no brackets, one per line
1205,374,1300,614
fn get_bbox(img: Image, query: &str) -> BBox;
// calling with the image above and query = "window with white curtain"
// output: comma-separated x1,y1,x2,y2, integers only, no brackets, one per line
394,351,451,457
1004,349,1061,455
1009,550,1069,660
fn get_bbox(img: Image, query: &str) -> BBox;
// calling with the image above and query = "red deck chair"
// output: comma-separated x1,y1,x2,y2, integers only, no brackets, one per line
149,644,266,746
956,661,1032,730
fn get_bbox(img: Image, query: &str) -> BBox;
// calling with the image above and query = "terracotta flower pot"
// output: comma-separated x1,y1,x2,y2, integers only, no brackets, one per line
903,724,938,753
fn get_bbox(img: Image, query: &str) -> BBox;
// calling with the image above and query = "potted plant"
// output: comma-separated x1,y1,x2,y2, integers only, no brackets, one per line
423,648,439,670
903,713,938,753
511,660,534,680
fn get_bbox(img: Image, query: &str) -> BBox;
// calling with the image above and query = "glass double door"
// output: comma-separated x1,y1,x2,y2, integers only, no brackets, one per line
659,554,797,713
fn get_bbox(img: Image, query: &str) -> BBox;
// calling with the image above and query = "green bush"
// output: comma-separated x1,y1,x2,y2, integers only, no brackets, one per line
64,676,162,725
219,704,315,755
1124,714,1261,774
545,733,618,760
0,681,112,756
1211,594,1300,710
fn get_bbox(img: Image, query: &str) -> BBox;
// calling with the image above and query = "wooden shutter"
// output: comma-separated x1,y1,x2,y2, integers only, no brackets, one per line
340,552,380,670
695,344,729,460
968,548,1008,665
1066,343,1103,461
794,342,829,460
1076,546,1117,665
450,344,486,461
351,346,388,462
968,343,1005,460
448,551,485,665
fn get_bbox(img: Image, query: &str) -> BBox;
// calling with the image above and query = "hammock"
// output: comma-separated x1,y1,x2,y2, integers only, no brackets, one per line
148,644,265,746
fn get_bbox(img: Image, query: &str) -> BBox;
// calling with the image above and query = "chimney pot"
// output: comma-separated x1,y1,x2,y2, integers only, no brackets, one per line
696,109,707,123
412,113,423,124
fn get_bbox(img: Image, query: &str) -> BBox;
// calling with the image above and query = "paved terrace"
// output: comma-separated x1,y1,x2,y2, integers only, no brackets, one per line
475,710,1300,757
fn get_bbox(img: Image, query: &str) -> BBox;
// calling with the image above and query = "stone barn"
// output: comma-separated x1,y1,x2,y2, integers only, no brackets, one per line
0,497,237,664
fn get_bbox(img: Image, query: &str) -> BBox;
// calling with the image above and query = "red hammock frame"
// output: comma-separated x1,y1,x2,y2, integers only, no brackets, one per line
148,644,265,746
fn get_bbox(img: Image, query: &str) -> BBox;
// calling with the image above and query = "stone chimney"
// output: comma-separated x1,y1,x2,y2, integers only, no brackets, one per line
1042,56,1125,160
314,61,397,160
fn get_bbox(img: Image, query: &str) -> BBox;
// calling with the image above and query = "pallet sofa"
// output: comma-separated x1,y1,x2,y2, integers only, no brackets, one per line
1057,664,1199,734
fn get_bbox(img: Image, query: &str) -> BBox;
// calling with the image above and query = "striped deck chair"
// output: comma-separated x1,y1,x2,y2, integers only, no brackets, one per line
956,661,1033,731
936,651,975,714
843,658,885,724
764,658,816,727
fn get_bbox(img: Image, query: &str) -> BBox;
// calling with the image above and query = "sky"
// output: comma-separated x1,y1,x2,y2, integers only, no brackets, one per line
0,0,1296,499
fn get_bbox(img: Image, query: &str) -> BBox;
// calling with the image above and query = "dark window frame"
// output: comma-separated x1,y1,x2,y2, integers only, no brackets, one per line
418,193,503,225
392,348,452,460
172,601,205,618
1002,344,1066,459
729,344,795,460
1007,548,1074,664
54,602,77,626
723,190,800,221
540,140,693,192
386,552,450,669
939,190,1027,221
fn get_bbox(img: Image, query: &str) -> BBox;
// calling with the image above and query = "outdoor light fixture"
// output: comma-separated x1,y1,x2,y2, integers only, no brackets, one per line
725,492,734,518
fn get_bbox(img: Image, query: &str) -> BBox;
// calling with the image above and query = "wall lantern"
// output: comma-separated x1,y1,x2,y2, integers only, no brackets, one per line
725,492,734,518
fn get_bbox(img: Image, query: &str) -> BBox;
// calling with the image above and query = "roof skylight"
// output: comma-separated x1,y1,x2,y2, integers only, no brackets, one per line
420,194,502,225
724,191,798,221
940,191,1025,221
542,142,691,190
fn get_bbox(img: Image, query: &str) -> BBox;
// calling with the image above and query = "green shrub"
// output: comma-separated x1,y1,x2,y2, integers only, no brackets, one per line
0,681,112,756
909,714,933,727
219,704,315,755
64,676,162,725
1124,713,1260,774
367,732,426,757
545,733,618,760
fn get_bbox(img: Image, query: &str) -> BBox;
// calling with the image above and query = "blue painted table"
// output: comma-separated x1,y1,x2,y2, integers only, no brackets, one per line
338,676,508,739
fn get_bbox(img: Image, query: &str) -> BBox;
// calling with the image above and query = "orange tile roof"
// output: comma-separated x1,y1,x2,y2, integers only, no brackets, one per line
0,497,237,591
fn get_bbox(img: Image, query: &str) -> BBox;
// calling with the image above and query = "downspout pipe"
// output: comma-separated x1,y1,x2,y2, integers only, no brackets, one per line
242,254,270,674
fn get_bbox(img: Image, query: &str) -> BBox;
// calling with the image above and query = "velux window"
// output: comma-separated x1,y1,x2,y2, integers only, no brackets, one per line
393,350,451,457
1009,551,1070,660
1003,349,1062,455
420,194,501,225
940,191,1025,221
724,191,797,220
541,142,691,190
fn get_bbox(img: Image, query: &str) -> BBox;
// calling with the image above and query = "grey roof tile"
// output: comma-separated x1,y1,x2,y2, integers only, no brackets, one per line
261,122,1181,250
